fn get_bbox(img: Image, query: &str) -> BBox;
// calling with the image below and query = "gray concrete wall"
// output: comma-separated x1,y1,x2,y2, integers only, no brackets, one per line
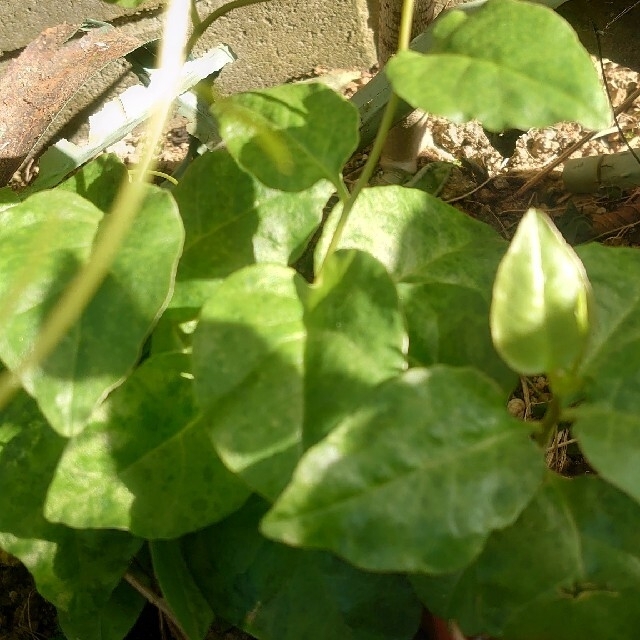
1,0,378,93
0,1,161,54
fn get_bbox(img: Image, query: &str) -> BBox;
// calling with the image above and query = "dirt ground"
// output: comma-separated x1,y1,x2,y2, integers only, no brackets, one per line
2,57,639,640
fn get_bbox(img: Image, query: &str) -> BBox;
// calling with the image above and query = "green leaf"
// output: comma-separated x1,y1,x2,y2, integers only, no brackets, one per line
575,243,640,377
151,540,214,640
173,149,332,281
566,244,640,505
57,153,129,212
0,391,67,538
0,186,20,211
262,366,544,574
183,496,422,640
400,282,514,392
213,83,359,191
317,186,512,391
0,187,184,436
0,394,142,635
491,209,592,389
302,249,407,447
58,579,145,640
412,474,640,640
574,406,640,508
193,264,305,501
45,353,249,538
151,280,222,356
317,186,505,287
386,0,610,131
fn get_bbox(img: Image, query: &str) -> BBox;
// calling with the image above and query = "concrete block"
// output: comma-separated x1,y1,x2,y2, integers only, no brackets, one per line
0,0,377,150
0,1,161,54
1,1,377,92
191,0,377,93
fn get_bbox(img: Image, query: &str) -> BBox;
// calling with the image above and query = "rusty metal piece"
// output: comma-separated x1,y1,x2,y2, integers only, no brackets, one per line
0,23,142,186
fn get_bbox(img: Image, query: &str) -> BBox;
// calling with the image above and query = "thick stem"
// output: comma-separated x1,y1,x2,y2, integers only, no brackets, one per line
186,0,273,55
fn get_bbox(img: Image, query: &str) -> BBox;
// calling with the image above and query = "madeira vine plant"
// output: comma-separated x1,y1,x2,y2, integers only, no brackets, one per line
2,1,640,640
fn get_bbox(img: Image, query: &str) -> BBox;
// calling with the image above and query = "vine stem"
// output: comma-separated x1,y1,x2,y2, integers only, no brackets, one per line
319,0,415,275
533,394,562,447
186,0,273,55
0,0,191,412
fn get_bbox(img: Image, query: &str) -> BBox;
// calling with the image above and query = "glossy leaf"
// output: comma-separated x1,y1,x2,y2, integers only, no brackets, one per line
0,393,142,636
183,496,422,640
213,83,359,191
302,249,407,447
491,209,591,388
151,540,214,640
262,366,544,574
411,474,640,640
386,0,610,131
193,264,305,500
173,150,332,281
0,187,183,436
317,186,513,391
45,353,249,538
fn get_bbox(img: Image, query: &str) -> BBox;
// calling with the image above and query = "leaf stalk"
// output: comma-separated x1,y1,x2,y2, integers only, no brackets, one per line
186,0,273,55
319,0,415,275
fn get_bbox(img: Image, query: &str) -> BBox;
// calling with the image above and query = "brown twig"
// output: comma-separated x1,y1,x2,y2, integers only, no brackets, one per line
515,85,640,197
520,376,532,420
124,571,189,640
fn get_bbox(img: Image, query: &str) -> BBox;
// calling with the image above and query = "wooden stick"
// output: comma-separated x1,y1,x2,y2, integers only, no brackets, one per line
515,85,640,196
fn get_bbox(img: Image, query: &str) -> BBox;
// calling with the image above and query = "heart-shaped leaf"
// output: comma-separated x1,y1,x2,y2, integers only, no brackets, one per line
45,353,249,538
317,186,513,392
193,264,305,501
386,0,610,131
183,496,422,640
262,366,544,573
302,249,407,447
173,149,332,281
0,392,142,635
411,474,640,640
0,187,183,436
213,82,359,191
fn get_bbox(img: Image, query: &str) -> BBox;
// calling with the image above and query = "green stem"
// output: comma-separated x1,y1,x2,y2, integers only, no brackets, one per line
397,0,416,52
533,395,562,447
189,0,202,27
318,0,415,274
186,0,273,55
